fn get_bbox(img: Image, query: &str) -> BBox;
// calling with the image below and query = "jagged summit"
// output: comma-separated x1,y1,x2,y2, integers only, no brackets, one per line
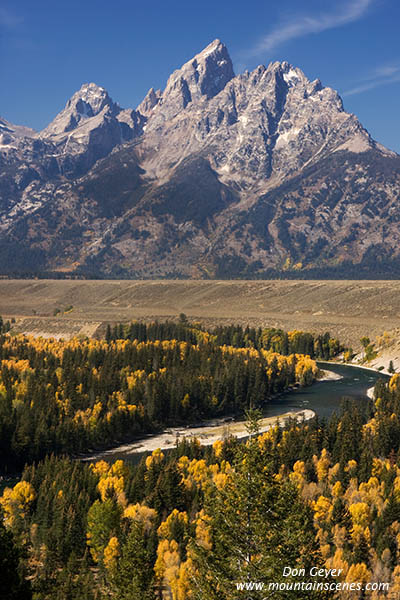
263,61,327,97
138,43,374,183
0,117,36,146
164,38,234,100
67,82,114,113
136,87,162,117
20,83,145,178
40,82,119,138
198,38,224,55
1,39,400,279
143,39,235,127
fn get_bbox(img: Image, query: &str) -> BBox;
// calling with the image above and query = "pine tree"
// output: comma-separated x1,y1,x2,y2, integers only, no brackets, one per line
112,521,154,600
189,431,332,599
0,510,31,599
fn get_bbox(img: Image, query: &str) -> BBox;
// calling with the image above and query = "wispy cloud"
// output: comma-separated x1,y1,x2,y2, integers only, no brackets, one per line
0,6,23,30
342,64,400,96
246,0,375,58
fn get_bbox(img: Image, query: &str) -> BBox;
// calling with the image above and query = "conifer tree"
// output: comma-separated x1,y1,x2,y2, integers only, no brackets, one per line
0,510,31,599
111,521,154,600
189,420,331,599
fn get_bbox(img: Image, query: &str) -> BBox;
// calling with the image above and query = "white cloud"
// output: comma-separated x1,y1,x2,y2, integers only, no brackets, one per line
371,65,400,78
246,0,375,58
342,65,400,96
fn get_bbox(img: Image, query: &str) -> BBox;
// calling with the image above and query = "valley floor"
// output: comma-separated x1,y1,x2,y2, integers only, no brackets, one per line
2,279,400,350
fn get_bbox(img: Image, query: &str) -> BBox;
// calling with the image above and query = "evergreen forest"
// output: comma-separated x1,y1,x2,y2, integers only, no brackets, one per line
1,319,399,599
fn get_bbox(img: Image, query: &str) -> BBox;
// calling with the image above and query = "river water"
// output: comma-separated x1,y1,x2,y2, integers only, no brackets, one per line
83,362,390,464
264,361,389,421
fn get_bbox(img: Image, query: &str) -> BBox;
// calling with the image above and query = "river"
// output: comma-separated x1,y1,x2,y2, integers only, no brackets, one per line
82,362,390,464
264,361,389,420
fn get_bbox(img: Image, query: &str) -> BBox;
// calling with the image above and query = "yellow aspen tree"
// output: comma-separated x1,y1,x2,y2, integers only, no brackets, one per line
104,536,120,572
0,481,35,526
312,495,333,525
123,503,157,533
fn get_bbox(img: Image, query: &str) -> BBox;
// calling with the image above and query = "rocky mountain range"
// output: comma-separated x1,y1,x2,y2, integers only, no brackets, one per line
1,39,400,278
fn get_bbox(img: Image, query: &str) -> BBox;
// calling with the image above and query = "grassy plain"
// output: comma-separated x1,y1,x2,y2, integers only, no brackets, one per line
1,279,400,349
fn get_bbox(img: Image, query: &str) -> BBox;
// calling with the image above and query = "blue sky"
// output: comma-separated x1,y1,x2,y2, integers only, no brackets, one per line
1,0,399,152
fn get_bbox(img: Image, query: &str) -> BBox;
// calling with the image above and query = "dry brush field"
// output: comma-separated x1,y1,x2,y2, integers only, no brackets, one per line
0,279,399,348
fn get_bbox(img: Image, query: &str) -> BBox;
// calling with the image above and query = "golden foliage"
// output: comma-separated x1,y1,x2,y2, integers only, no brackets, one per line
345,562,371,584
194,510,212,550
389,373,400,392
91,460,111,478
146,448,165,470
158,509,188,540
212,440,224,458
332,481,343,498
314,448,331,482
123,503,157,532
97,476,124,502
312,495,333,524
103,536,119,571
325,549,348,580
289,460,306,488
0,481,36,526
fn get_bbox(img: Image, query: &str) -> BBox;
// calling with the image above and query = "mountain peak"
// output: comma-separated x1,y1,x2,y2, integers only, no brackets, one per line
266,61,307,84
41,82,118,138
172,38,234,93
137,87,162,117
197,38,224,57
145,39,234,126
69,82,112,111
188,38,234,99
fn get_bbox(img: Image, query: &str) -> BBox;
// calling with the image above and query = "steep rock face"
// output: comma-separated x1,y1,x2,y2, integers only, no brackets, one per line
139,58,377,189
0,85,145,208
144,39,234,129
136,87,162,117
0,119,60,219
39,83,145,176
0,39,399,277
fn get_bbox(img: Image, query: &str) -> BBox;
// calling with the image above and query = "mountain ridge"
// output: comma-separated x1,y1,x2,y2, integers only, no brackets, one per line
1,39,399,278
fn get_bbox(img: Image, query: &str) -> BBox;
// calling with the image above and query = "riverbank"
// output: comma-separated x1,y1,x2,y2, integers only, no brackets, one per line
356,348,400,376
82,408,315,462
318,359,392,377
83,362,388,462
347,361,391,375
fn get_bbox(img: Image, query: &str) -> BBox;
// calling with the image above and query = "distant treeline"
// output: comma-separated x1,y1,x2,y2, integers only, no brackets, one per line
106,320,342,360
0,316,12,334
4,255,400,280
